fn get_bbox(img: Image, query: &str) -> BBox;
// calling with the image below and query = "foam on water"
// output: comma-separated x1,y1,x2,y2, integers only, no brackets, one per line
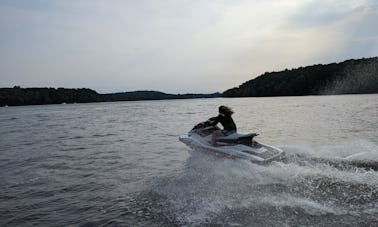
151,140,378,225
283,139,378,161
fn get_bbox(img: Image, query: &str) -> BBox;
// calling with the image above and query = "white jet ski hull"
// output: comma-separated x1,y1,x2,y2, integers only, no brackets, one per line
179,132,285,164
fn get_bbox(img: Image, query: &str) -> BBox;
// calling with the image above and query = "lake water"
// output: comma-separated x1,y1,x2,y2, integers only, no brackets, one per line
1,94,377,226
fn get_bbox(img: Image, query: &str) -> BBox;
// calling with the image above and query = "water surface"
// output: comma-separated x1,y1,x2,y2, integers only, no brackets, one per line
1,94,377,226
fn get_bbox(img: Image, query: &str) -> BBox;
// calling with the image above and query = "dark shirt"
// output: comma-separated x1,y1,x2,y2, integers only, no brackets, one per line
211,114,237,132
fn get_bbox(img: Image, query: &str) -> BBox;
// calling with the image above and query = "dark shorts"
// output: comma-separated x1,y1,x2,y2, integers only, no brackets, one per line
221,130,236,136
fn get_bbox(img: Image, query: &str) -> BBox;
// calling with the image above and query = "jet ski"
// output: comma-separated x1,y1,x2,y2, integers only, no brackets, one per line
179,121,285,164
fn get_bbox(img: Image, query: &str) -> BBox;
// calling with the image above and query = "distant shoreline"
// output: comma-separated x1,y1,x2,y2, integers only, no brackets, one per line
0,87,221,107
1,86,377,107
1,56,377,107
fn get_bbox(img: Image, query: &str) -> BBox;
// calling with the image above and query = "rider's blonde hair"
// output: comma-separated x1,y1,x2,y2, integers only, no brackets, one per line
219,105,234,116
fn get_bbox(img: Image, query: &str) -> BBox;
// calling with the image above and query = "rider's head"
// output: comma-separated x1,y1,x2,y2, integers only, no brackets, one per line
219,105,234,116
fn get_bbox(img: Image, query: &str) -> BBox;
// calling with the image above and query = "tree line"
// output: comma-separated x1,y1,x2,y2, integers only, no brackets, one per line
2,57,377,106
223,57,378,97
0,87,220,106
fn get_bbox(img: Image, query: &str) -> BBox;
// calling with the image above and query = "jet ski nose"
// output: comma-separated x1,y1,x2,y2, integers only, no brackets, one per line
179,134,191,143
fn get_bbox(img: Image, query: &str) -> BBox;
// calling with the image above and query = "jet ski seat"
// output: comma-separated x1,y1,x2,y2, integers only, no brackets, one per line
217,133,258,144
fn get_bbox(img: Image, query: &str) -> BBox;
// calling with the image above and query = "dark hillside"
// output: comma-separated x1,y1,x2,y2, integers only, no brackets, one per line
223,57,378,97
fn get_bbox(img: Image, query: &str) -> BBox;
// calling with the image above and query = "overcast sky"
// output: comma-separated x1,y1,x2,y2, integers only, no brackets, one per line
1,0,377,93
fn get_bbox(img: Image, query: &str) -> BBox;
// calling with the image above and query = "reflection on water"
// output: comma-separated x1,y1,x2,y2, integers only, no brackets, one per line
0,94,377,226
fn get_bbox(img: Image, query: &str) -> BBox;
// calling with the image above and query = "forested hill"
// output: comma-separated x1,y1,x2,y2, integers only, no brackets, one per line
223,57,378,97
0,87,220,106
2,57,377,106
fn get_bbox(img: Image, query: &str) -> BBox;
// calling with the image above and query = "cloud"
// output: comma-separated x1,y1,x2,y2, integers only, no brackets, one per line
0,0,377,93
281,0,378,61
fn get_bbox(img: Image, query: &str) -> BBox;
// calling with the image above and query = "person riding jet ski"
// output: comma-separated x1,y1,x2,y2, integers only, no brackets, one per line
209,106,237,146
179,106,285,163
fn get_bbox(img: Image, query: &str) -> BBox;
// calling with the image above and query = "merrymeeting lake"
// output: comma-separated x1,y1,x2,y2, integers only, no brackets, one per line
1,94,377,226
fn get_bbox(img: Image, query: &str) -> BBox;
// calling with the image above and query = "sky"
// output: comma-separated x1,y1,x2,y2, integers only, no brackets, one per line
0,0,378,94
